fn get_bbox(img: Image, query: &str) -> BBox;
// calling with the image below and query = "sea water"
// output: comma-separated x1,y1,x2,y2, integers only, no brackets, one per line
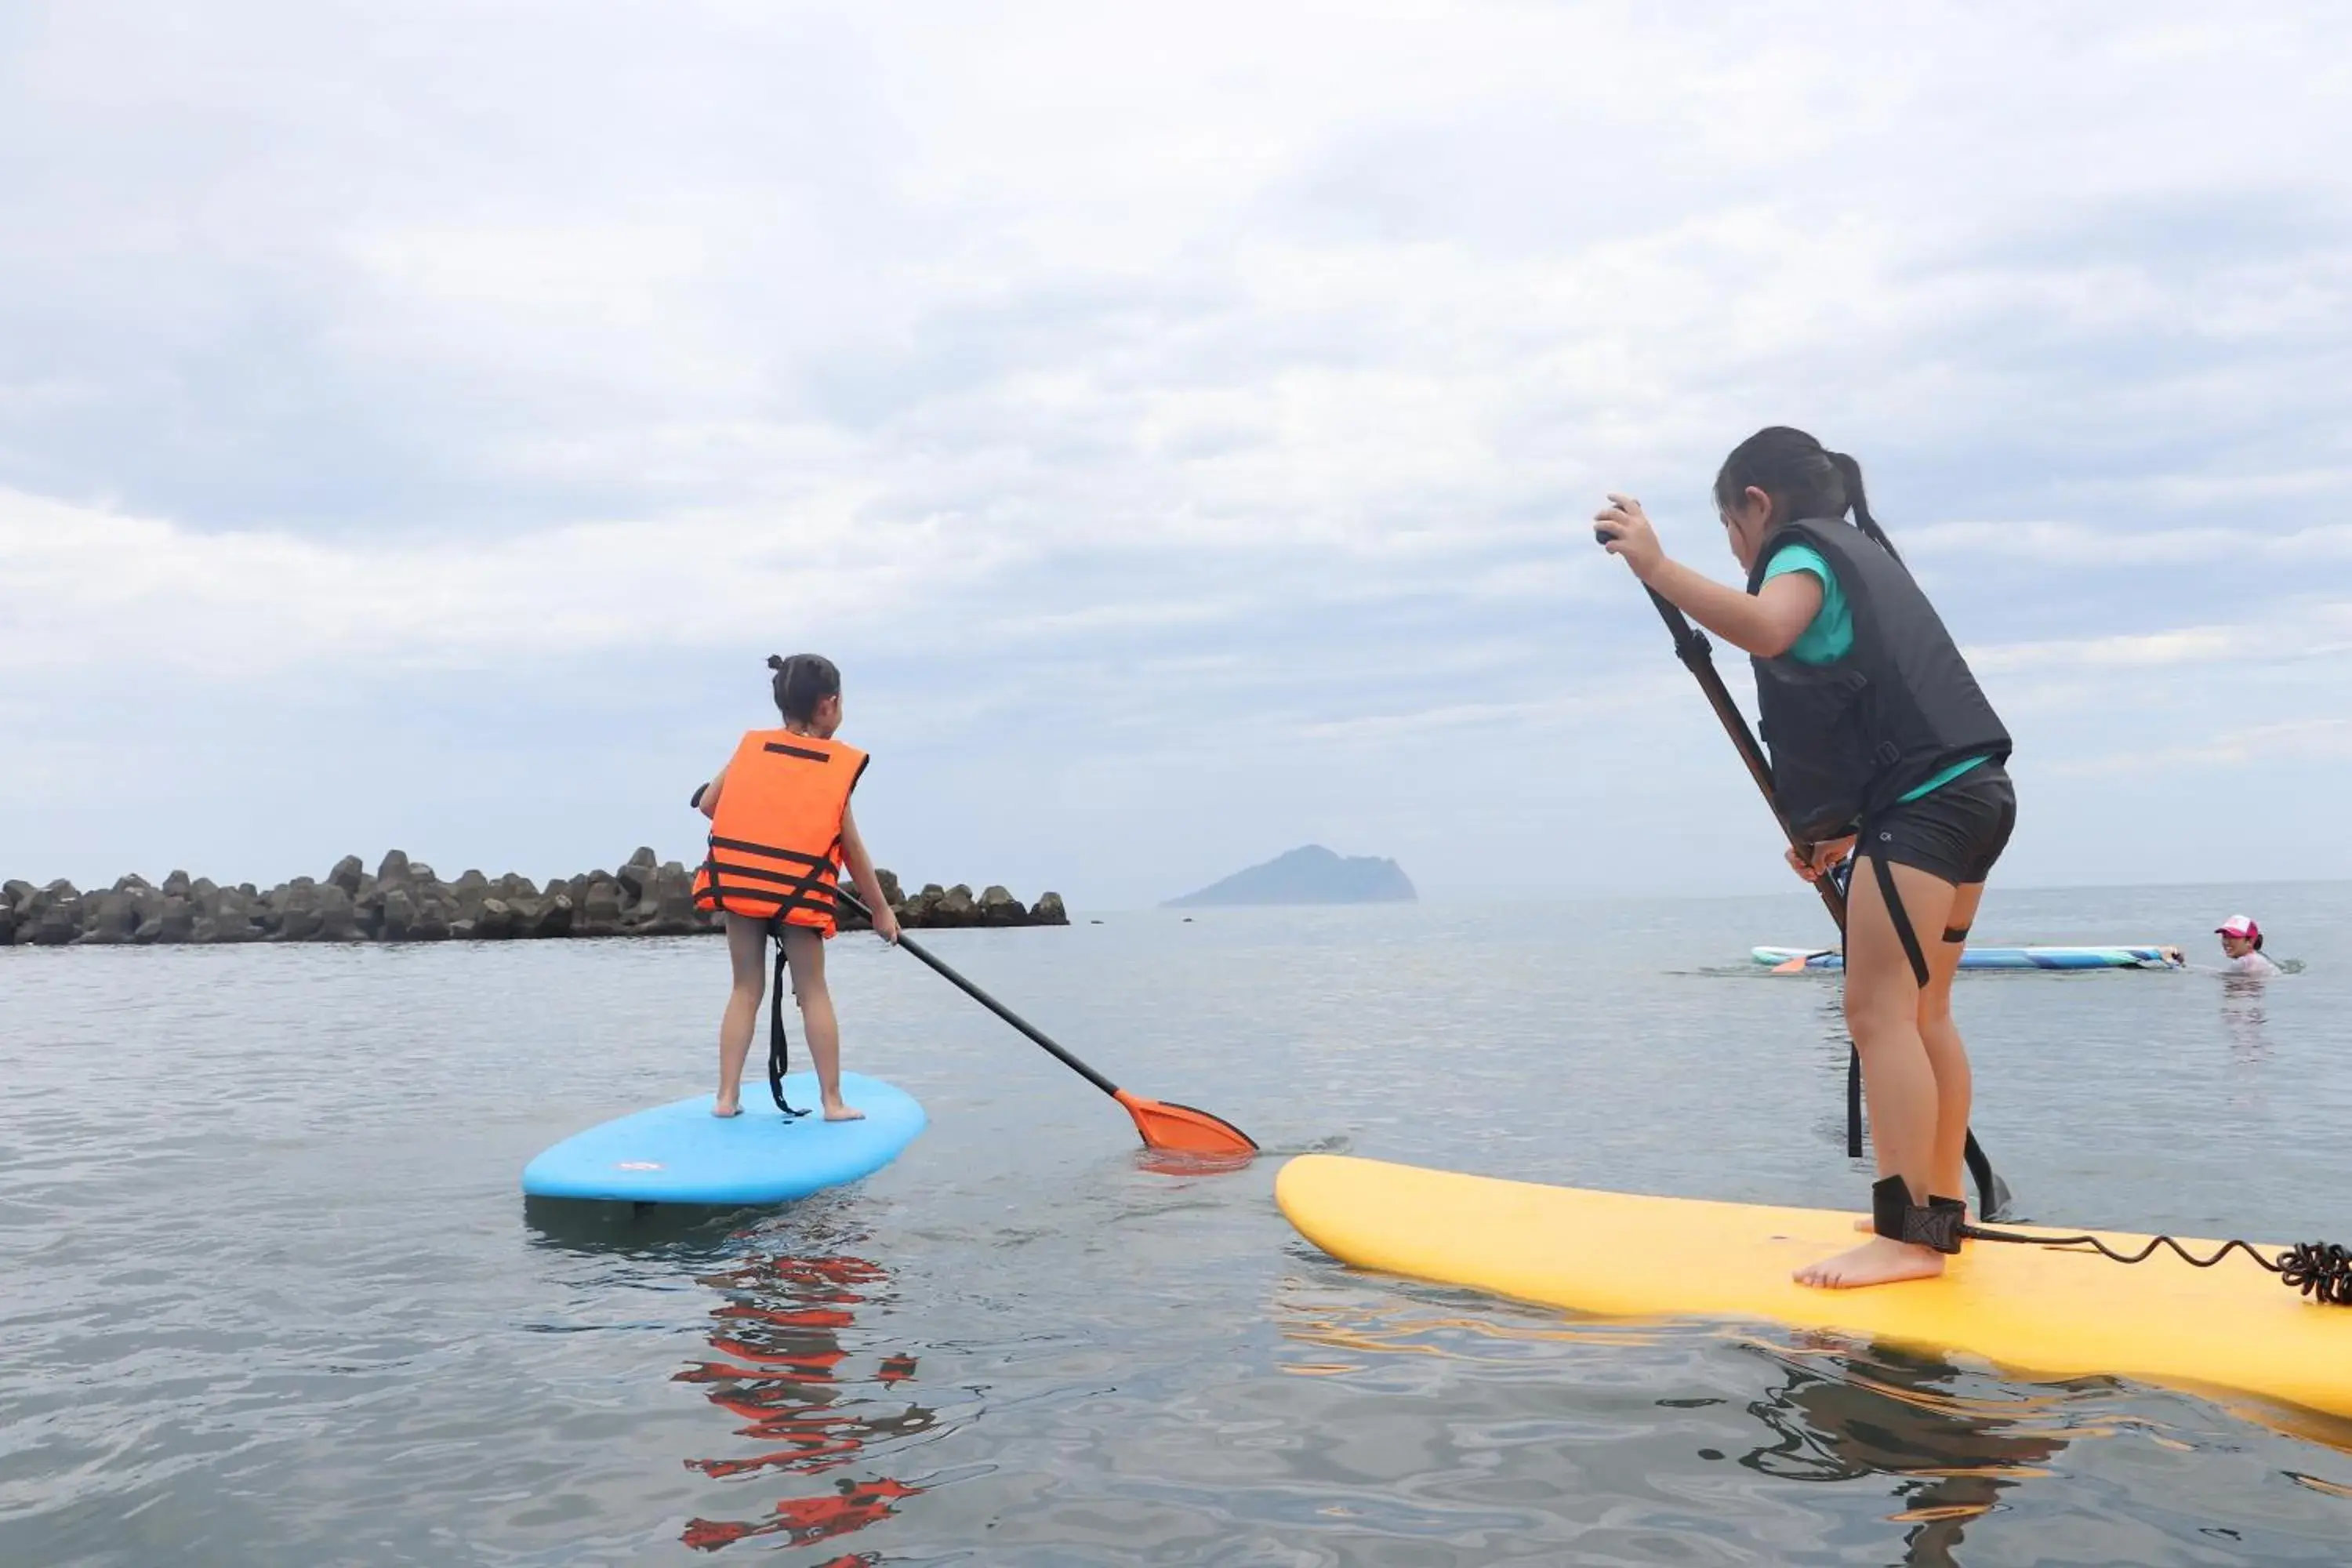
3,882,2348,1565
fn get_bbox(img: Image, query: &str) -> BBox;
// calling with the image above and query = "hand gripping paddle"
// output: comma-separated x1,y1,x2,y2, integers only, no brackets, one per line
835,887,1258,1159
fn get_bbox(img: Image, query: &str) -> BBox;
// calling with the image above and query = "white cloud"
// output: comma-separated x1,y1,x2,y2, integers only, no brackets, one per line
4,2,2352,893
2053,717,2352,777
1967,601,2352,680
1909,518,2352,566
1290,675,1684,744
0,486,1005,673
1969,625,2245,674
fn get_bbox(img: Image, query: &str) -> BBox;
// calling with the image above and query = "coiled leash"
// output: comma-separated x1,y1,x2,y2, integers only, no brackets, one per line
1868,1175,2352,1305
766,920,809,1120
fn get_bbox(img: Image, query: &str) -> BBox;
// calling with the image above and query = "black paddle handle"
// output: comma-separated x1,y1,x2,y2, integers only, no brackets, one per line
831,884,1125,1100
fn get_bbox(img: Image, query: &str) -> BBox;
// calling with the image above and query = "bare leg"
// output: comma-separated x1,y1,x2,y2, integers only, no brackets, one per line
1797,855,1961,1290
714,914,770,1116
782,926,863,1121
1920,881,1984,1209
1853,879,1982,1228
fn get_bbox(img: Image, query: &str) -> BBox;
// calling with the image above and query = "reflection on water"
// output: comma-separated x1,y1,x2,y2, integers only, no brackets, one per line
1278,1300,1669,1370
6,895,2349,1565
677,1248,933,1553
1276,1279,2352,1565
1737,1341,2075,1568
2223,975,2273,1064
1278,1290,2089,1555
520,1203,940,1557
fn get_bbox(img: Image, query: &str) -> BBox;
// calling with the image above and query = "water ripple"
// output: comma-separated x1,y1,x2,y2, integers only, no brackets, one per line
5,891,2351,1564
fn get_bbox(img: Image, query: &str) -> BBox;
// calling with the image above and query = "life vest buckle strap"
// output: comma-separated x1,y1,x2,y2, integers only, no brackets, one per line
706,834,833,866
705,858,840,891
760,741,833,763
696,863,844,923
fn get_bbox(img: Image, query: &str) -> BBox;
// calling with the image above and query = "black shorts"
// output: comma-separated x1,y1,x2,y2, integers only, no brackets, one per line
1861,762,2016,887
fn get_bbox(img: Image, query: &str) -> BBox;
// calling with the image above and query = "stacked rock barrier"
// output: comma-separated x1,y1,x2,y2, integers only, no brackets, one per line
0,850,1068,946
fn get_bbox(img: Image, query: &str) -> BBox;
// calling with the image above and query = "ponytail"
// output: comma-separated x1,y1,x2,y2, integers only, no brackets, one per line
767,652,842,724
1827,449,1900,564
1714,427,1898,562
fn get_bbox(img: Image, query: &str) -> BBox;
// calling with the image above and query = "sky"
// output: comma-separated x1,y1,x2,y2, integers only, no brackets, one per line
2,2,2348,909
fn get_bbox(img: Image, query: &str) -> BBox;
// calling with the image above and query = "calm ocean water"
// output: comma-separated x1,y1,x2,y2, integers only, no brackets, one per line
4,882,2350,1566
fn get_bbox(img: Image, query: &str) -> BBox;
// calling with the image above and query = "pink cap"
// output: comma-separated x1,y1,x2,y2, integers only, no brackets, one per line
2215,914,2260,940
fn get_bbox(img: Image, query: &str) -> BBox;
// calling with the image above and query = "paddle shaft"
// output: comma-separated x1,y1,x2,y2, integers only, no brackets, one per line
1636,585,1998,1203
832,886,1125,1099
1641,586,1850,930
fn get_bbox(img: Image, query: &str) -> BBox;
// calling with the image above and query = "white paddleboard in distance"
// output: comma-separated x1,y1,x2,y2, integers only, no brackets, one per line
1751,944,2182,971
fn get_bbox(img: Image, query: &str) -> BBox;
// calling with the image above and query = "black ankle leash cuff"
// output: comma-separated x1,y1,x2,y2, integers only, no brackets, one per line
1869,1174,1966,1255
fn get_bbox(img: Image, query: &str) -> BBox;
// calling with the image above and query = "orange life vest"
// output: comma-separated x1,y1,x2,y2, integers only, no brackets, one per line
691,729,869,933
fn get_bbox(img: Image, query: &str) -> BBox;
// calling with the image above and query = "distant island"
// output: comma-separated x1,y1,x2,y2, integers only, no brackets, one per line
1164,845,1417,907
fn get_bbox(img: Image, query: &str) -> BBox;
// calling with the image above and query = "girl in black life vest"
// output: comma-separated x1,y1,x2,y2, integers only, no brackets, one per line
1596,427,2016,1291
694,654,901,1120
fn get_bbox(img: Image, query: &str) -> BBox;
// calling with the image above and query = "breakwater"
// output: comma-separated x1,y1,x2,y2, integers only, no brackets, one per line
0,850,1066,946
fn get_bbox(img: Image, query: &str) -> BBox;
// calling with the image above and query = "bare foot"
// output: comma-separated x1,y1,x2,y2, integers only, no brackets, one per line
1795,1234,1946,1290
713,1098,742,1119
822,1102,866,1123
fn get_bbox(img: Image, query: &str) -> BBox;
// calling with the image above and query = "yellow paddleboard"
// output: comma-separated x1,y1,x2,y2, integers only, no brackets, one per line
1276,1154,2352,1423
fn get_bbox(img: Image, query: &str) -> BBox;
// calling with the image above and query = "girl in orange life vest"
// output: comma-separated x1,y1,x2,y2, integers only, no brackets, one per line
694,653,901,1120
1596,428,2016,1292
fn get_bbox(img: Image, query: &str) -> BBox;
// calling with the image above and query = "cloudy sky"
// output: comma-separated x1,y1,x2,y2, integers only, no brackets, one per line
4,2,2347,906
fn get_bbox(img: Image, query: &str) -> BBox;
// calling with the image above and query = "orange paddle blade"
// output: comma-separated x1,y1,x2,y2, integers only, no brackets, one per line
1112,1089,1258,1157
1771,954,1813,974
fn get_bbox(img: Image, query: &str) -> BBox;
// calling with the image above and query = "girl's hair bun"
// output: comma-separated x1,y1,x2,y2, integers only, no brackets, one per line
768,652,841,722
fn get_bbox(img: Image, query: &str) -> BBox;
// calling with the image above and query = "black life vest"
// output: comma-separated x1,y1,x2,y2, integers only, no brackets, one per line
1746,519,2010,841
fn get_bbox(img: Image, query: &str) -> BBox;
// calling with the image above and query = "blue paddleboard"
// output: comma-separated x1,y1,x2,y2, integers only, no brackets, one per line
522,1071,924,1204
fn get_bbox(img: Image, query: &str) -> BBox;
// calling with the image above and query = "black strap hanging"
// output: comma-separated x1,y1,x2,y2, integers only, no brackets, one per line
1867,848,1933,991
767,921,808,1120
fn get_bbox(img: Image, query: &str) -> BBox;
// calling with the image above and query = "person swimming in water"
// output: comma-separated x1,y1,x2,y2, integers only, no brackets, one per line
692,653,900,1120
1598,427,2014,1292
2214,914,2281,978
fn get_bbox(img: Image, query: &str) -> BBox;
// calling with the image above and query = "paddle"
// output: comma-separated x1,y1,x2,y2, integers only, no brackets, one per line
832,886,1259,1159
1614,565,2006,1216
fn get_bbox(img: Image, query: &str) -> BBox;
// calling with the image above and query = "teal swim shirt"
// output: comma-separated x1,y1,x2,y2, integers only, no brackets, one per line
1759,543,1988,804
